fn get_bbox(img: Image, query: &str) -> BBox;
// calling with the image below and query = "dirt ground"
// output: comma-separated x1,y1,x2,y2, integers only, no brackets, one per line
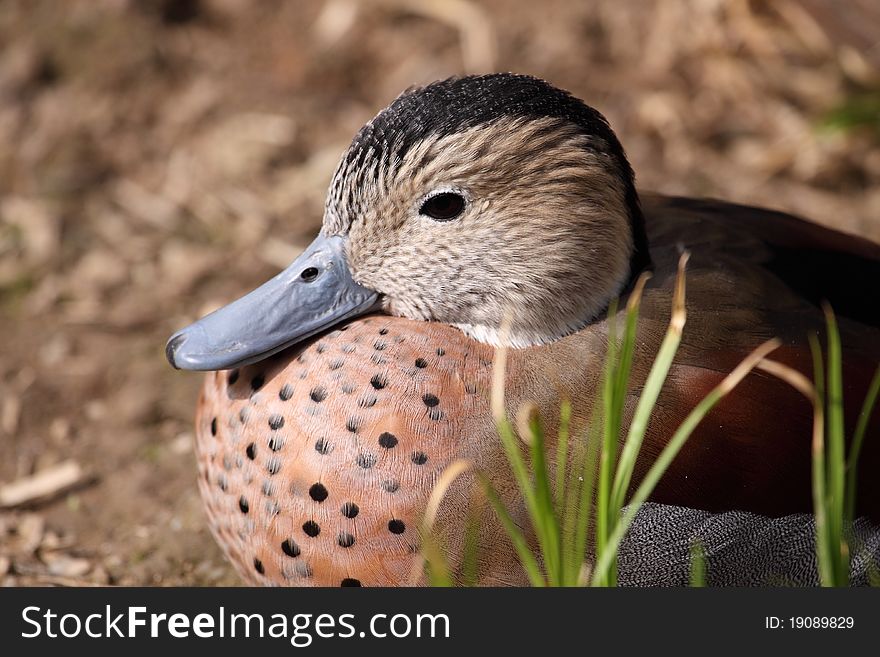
1,0,878,586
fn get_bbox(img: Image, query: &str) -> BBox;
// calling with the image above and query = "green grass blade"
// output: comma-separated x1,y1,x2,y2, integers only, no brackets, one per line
461,491,484,587
495,420,541,532
690,540,706,588
491,335,561,585
845,365,880,524
555,399,572,511
596,300,620,586
479,474,545,587
561,438,586,585
496,417,561,582
757,349,844,586
422,534,454,587
561,406,600,585
571,425,600,585
809,332,826,407
599,276,648,586
609,325,683,513
808,335,833,586
523,409,561,584
823,305,846,583
418,458,474,587
610,256,688,515
611,272,649,437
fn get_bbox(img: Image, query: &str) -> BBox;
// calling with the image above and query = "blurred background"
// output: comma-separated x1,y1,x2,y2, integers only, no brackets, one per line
1,0,878,585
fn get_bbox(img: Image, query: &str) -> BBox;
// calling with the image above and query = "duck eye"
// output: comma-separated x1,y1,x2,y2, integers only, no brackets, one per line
300,267,319,282
419,192,465,222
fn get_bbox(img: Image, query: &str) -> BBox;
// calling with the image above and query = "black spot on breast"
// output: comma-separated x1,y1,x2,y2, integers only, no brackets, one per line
251,374,265,391
282,539,301,558
411,451,428,465
346,417,360,433
423,393,440,407
341,502,359,518
382,479,400,493
388,519,405,534
239,496,249,513
370,374,386,390
268,414,285,430
310,387,328,403
341,578,361,587
309,482,329,502
210,417,217,436
279,384,294,401
245,443,256,460
415,358,428,368
338,532,355,548
436,347,445,356
253,558,264,575
329,358,345,371
316,343,327,354
356,453,376,469
378,432,398,449
266,458,281,475
315,438,332,455
268,435,284,452
302,520,321,537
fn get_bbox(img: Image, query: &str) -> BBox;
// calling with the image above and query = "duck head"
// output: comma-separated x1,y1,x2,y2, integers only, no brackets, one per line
166,73,650,370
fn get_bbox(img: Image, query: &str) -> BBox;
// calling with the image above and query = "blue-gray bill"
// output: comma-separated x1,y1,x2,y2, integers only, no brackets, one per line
165,234,379,371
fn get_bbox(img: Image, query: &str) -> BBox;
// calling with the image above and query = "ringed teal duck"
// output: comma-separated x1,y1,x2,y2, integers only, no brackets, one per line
167,74,880,586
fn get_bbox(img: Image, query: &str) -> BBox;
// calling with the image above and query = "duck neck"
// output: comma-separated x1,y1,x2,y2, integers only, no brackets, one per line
624,184,652,287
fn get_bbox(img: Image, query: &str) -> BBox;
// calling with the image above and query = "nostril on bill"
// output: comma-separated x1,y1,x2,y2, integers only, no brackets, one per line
165,333,187,369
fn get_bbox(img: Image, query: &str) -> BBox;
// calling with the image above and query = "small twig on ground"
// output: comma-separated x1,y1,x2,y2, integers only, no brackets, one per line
0,460,93,509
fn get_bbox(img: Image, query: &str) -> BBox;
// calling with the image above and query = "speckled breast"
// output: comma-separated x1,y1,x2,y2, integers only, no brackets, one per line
194,316,495,586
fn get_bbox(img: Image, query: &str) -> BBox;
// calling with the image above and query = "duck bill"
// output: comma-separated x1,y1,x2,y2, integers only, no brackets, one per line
165,234,379,371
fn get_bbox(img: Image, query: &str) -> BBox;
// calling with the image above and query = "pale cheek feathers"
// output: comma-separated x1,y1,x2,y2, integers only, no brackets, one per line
362,197,633,346
329,119,635,347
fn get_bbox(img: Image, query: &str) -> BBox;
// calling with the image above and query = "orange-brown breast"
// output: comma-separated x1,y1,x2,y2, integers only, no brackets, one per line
195,316,495,586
